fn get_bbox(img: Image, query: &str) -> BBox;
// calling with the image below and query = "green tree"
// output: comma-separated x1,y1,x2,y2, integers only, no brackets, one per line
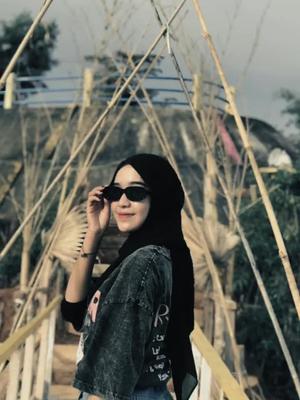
0,12,59,96
281,89,300,131
234,171,300,399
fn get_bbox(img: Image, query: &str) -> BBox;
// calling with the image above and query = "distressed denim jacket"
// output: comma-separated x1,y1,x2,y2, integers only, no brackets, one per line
62,245,173,400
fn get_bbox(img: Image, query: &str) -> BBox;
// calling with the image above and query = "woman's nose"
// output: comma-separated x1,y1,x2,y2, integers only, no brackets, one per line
118,193,130,206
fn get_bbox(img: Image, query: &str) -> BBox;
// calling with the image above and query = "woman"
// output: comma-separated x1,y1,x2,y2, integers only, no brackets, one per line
61,154,197,400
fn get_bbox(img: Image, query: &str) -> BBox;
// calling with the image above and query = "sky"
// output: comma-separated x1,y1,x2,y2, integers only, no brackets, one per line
1,0,300,136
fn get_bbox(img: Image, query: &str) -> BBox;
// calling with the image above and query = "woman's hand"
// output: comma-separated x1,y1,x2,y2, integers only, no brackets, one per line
86,186,110,235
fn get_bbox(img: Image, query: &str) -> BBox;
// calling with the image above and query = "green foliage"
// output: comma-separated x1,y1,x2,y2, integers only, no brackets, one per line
0,11,59,98
280,89,300,131
234,171,300,400
0,236,22,287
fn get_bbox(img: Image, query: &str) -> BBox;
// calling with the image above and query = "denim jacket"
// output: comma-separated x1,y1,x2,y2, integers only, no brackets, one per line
62,245,173,400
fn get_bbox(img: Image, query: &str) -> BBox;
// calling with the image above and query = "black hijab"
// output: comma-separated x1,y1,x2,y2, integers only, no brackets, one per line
99,154,197,400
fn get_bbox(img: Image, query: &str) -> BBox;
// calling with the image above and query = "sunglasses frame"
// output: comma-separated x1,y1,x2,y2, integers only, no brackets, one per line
102,185,150,202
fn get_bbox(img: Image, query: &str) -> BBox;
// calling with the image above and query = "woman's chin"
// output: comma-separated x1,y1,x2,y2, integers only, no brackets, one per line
116,221,142,233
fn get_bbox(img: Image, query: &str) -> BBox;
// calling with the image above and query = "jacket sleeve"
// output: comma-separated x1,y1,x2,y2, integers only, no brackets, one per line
60,297,87,331
60,277,103,331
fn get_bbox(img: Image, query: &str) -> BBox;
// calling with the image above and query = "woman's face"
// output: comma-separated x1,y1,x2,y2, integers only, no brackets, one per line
111,164,151,233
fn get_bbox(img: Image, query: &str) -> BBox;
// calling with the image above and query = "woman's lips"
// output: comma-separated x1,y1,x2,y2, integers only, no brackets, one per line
117,213,134,220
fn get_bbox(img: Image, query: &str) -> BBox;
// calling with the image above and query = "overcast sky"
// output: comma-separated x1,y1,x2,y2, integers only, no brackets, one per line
1,0,300,136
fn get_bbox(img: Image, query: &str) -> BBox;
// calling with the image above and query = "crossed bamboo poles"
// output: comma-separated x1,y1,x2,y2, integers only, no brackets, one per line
0,0,188,260
2,0,297,321
0,0,299,396
190,0,300,320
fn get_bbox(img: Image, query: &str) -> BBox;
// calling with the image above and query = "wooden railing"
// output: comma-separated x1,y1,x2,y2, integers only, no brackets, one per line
191,323,249,400
0,295,62,400
0,294,250,400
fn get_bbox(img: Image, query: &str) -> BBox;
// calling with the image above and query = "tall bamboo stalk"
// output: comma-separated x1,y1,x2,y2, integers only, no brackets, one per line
129,87,244,384
9,40,171,334
0,0,188,262
147,2,244,384
191,0,300,319
0,0,55,89
145,6,300,393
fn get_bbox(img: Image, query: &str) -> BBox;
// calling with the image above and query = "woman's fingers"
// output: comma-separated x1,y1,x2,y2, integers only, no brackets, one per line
88,186,105,203
88,196,101,204
88,186,105,195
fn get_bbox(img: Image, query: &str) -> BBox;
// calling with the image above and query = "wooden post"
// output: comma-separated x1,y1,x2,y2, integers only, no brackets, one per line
5,348,22,400
20,225,31,292
55,267,65,332
34,317,49,400
34,257,52,400
249,184,257,203
223,298,238,371
82,68,94,108
20,303,35,400
214,297,225,356
192,74,202,111
3,73,15,110
199,357,212,400
44,308,57,399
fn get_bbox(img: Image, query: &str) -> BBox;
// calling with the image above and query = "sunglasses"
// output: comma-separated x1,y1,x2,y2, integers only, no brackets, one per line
102,185,150,202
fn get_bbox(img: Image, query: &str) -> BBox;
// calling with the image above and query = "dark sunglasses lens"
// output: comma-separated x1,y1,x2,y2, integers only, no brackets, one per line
126,187,149,201
103,186,149,202
103,186,122,201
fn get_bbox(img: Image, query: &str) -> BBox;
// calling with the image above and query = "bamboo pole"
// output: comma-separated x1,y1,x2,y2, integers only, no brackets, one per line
0,0,55,89
146,3,244,385
0,0,188,262
5,349,22,400
9,56,157,333
82,68,94,108
44,308,56,399
3,6,183,338
3,73,15,109
20,120,31,292
20,304,35,400
9,38,172,335
145,4,300,393
199,357,212,400
121,66,243,383
129,87,243,384
34,317,49,400
34,256,52,400
191,0,300,319
131,68,300,394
